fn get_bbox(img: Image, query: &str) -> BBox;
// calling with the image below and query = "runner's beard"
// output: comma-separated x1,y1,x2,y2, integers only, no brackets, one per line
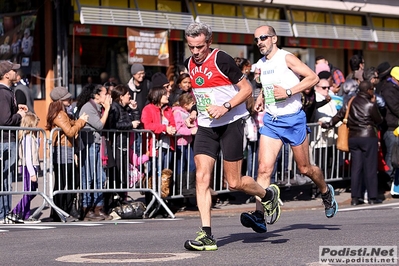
259,45,273,57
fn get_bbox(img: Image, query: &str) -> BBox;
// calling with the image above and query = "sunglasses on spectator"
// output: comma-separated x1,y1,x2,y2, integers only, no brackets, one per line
318,86,330,90
254,35,274,43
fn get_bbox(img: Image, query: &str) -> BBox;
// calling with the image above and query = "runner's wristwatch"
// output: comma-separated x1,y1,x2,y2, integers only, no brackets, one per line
286,89,292,98
223,102,232,112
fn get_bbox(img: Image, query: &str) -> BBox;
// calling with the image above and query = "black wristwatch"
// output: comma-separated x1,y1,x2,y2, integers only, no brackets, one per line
286,89,292,98
223,102,232,112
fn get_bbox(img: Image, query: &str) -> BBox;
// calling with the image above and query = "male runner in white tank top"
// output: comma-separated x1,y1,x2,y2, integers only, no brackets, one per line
240,25,338,234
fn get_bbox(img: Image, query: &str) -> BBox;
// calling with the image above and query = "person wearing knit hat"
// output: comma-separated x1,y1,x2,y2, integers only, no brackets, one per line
127,63,150,116
151,72,169,89
130,64,144,76
315,63,330,75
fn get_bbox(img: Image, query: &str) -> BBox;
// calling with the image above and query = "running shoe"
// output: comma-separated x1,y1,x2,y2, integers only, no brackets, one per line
321,184,338,218
267,203,281,225
184,230,218,251
6,213,23,224
240,210,267,233
261,184,281,224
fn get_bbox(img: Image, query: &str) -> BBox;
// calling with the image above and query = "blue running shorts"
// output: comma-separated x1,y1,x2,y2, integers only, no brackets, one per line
259,110,309,147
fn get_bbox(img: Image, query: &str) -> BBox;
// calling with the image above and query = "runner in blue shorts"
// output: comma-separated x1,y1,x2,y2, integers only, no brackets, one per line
240,25,338,235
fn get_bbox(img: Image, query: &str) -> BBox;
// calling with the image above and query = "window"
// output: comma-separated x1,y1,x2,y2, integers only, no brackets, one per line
344,15,362,26
290,10,305,22
306,11,326,23
191,2,212,15
213,3,236,17
158,0,182,12
259,7,280,20
137,0,156,10
101,0,128,8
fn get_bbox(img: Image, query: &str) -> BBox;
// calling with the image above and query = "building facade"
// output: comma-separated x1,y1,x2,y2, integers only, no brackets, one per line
1,0,399,126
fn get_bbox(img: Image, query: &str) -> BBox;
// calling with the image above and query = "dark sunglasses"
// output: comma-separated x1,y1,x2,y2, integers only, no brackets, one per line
319,86,330,90
254,35,274,43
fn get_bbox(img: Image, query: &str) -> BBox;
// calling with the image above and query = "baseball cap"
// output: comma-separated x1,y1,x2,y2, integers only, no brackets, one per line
0,61,21,77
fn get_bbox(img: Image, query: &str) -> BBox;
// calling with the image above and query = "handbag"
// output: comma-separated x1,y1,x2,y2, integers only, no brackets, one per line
112,196,146,219
336,97,355,152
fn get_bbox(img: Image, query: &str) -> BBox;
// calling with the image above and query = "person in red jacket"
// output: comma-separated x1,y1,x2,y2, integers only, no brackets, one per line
141,73,177,201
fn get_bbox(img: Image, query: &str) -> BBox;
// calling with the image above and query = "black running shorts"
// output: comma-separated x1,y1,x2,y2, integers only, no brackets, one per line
193,119,244,161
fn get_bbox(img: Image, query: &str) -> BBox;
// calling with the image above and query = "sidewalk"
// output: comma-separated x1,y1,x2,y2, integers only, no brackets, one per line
174,185,399,218
10,181,399,221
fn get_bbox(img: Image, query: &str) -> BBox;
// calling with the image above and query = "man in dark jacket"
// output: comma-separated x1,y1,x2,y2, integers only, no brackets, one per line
0,61,27,223
381,66,399,177
14,70,35,113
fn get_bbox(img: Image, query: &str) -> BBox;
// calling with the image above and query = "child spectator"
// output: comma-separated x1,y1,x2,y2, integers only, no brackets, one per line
7,112,40,223
172,93,197,195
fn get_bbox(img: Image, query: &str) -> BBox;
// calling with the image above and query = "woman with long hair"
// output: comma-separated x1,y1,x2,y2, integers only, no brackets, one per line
46,87,88,222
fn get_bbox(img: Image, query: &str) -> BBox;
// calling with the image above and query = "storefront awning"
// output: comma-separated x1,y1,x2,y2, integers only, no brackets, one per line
79,6,194,30
196,15,293,36
293,23,376,42
374,29,399,43
78,5,293,36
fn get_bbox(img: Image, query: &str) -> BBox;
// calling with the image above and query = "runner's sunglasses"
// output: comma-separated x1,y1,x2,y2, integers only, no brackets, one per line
254,35,274,43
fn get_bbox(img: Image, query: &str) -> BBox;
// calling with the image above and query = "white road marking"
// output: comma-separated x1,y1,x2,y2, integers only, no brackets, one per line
56,252,200,263
339,202,399,212
0,225,55,229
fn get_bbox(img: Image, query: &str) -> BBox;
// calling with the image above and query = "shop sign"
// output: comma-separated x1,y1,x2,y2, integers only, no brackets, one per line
126,28,169,67
366,41,399,51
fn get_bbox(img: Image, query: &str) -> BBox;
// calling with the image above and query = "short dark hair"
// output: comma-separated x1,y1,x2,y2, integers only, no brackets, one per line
111,84,129,103
358,80,372,93
349,54,364,71
147,87,167,105
315,55,326,62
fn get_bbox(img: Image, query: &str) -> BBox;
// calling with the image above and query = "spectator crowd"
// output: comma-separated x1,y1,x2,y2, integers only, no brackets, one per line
1,48,398,224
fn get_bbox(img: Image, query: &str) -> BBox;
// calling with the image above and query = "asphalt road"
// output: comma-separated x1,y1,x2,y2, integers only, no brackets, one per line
1,201,398,266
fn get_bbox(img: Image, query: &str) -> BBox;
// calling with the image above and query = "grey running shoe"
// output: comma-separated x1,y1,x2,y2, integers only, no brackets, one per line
261,184,281,224
184,230,218,251
321,184,338,218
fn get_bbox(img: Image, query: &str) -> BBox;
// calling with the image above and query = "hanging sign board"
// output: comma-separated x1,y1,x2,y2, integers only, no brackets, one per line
126,28,169,67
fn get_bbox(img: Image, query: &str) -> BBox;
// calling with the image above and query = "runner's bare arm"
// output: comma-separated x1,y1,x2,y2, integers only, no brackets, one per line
285,53,319,95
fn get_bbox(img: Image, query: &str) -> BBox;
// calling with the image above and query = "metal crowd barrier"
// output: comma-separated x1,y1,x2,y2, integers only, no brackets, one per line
49,128,175,220
1,123,350,222
0,126,54,220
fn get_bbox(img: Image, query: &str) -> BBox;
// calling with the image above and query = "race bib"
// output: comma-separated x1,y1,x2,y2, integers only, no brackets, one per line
262,83,285,105
194,91,216,113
